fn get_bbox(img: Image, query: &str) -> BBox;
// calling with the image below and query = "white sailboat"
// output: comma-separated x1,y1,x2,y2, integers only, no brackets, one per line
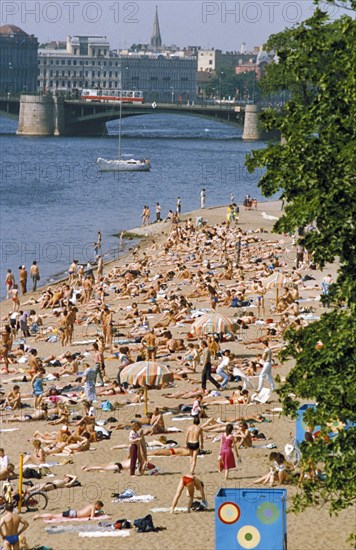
97,99,151,172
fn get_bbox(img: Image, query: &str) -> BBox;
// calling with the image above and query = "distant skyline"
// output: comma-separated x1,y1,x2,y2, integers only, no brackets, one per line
1,1,347,51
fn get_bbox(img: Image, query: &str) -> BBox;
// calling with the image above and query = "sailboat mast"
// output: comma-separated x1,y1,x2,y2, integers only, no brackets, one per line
118,98,122,159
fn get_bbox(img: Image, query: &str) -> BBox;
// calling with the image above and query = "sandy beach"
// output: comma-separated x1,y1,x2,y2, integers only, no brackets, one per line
0,201,353,550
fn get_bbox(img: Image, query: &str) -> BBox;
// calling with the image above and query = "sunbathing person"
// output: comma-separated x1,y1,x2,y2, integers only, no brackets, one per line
234,422,253,448
163,388,203,399
61,432,91,455
23,440,47,464
144,407,165,436
147,446,191,457
81,459,157,474
29,474,79,493
4,404,48,422
0,463,16,481
96,381,123,396
33,500,104,521
253,452,290,486
58,355,80,376
0,385,21,410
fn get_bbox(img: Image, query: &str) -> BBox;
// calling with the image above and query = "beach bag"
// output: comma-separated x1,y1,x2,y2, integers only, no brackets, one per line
217,456,224,473
114,518,131,530
101,400,113,411
23,467,41,479
134,514,156,533
39,466,52,476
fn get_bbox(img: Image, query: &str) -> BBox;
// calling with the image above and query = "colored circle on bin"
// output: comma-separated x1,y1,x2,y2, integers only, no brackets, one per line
256,501,280,525
237,525,261,548
218,502,240,524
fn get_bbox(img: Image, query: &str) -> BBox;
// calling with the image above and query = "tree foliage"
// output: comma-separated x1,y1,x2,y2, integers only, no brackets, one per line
205,67,260,101
246,9,356,515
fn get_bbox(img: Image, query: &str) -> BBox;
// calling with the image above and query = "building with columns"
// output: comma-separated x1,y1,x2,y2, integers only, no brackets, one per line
37,35,111,92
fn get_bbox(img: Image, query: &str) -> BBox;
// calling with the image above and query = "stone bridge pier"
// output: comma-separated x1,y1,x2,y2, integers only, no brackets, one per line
242,103,264,140
17,94,106,136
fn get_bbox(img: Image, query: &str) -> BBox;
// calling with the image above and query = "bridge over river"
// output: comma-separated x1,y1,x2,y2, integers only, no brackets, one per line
0,94,264,140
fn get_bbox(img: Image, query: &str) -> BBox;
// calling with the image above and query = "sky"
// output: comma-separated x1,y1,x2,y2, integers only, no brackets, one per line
0,0,348,51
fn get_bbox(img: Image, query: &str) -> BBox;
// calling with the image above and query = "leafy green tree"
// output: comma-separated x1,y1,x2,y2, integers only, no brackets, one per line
246,9,356,515
205,67,260,102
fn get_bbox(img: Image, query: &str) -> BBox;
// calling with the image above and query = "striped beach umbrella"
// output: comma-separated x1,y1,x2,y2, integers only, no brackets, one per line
120,361,173,388
263,271,290,306
263,271,290,289
192,312,236,337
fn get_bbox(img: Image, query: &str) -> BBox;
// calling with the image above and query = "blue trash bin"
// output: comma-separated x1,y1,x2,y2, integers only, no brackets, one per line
215,488,287,550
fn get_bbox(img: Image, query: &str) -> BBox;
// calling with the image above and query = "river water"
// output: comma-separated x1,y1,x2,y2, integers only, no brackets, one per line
0,113,266,298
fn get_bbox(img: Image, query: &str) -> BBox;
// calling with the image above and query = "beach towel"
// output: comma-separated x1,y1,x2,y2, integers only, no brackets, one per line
166,427,182,432
46,524,120,535
151,507,187,513
24,462,58,468
171,416,192,421
0,428,19,433
252,442,277,449
261,212,279,221
113,495,156,504
79,531,129,538
72,339,96,345
251,388,272,404
44,515,111,524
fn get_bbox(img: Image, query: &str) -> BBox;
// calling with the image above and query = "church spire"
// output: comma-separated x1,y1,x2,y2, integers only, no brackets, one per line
150,6,162,50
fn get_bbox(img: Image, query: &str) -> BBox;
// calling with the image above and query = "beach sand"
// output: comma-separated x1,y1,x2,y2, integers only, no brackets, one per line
0,201,354,550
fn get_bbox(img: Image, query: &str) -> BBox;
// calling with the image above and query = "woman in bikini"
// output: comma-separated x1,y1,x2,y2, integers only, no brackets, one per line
171,474,208,513
1,325,13,373
147,447,190,457
23,439,47,465
235,422,253,448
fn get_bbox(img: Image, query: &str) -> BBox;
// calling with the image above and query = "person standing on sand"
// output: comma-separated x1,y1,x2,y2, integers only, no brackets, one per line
30,261,40,292
96,255,103,279
33,500,104,521
257,340,275,393
8,285,20,313
92,342,105,386
0,503,29,550
219,423,239,480
201,188,206,209
129,422,143,477
200,340,220,392
82,362,97,403
142,329,156,360
155,202,161,222
176,196,181,216
5,270,15,299
1,325,13,374
171,475,208,513
186,416,204,474
18,266,27,295
97,230,102,255
216,349,230,390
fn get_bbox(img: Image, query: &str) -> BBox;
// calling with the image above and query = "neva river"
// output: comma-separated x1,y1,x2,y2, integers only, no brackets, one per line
0,113,266,297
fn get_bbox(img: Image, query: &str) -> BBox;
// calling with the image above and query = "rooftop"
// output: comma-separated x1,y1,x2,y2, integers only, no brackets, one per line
0,24,28,36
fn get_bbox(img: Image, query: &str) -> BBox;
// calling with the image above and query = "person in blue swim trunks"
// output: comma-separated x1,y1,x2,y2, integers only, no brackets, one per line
0,503,29,550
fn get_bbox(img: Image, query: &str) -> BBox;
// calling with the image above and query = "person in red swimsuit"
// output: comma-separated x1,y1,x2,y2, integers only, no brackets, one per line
171,474,208,513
